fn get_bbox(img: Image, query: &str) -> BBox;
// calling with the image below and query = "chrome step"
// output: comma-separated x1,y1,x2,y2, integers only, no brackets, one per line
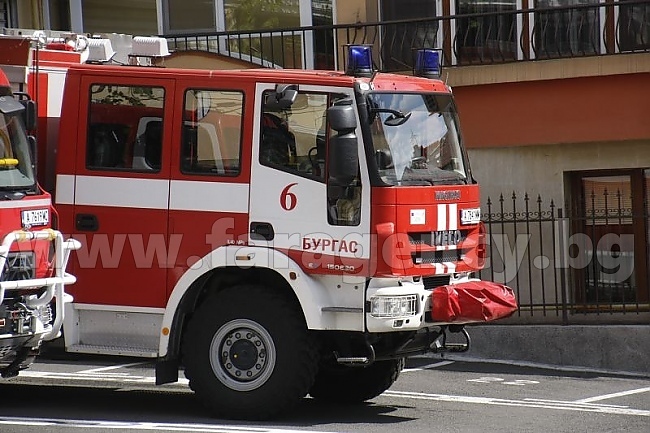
66,344,157,358
336,356,370,364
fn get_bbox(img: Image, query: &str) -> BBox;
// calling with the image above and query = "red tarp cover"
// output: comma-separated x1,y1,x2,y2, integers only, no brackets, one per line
431,281,518,323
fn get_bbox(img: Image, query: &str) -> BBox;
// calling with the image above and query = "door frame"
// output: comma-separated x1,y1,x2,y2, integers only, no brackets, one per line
568,168,648,307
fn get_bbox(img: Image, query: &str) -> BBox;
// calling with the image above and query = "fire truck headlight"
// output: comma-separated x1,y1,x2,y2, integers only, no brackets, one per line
369,295,418,318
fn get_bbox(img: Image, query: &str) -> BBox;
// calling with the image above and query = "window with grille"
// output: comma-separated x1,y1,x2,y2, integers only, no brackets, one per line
582,176,633,225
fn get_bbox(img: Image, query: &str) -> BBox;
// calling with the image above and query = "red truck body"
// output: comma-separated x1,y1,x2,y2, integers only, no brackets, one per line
1,31,516,419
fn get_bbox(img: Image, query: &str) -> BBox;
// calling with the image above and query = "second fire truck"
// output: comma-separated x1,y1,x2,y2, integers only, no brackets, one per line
3,32,517,419
0,34,79,378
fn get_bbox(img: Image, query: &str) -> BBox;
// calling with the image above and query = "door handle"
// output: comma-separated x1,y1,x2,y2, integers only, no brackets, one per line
250,222,274,241
76,214,99,232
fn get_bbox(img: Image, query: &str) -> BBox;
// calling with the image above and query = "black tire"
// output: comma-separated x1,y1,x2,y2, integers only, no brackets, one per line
182,284,318,420
309,358,405,404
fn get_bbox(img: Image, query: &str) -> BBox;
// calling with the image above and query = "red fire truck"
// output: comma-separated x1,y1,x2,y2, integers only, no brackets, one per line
2,31,517,419
0,34,80,378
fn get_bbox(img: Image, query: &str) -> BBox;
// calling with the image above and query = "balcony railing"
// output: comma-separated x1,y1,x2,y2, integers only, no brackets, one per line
164,1,650,71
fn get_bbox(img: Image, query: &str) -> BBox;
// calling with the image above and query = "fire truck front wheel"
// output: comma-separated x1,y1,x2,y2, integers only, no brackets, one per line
181,284,319,420
308,358,405,404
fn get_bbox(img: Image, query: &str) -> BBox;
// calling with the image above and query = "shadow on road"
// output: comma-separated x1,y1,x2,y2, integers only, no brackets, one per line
0,382,416,427
405,356,648,380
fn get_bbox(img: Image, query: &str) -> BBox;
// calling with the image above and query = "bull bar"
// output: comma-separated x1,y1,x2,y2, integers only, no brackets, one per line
0,229,81,341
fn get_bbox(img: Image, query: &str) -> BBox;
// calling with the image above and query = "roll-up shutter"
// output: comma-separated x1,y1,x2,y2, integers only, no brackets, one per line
82,0,157,35
0,1,8,29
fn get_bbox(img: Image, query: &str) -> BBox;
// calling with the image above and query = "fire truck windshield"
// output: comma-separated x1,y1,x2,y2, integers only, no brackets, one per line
0,110,35,191
367,92,468,186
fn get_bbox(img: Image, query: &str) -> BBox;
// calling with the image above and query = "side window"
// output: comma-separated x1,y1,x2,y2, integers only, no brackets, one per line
86,84,165,171
181,89,243,176
133,117,163,170
259,91,328,181
328,182,362,227
327,97,361,227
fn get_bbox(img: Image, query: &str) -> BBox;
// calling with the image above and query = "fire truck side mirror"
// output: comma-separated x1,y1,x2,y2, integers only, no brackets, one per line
6,92,37,131
20,100,37,131
28,135,37,170
327,104,359,186
327,103,356,132
265,84,299,111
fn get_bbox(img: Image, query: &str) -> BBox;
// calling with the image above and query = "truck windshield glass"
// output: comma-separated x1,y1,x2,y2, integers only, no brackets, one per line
0,111,35,191
368,92,467,186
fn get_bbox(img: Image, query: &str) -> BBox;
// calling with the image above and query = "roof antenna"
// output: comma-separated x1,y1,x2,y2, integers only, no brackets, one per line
370,69,378,86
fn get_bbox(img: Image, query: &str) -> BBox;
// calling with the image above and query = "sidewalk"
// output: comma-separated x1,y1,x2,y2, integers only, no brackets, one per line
448,324,650,377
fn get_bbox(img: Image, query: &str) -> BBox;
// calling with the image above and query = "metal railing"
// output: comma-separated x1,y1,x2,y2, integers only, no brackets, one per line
164,1,650,71
477,192,649,324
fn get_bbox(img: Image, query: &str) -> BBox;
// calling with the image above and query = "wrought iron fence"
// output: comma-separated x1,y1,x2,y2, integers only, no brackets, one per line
478,192,650,324
163,1,650,71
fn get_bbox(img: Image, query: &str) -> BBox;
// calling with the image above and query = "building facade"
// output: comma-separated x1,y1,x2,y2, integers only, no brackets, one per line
4,0,649,324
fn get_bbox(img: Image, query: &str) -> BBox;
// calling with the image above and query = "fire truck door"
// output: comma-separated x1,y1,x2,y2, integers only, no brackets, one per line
249,84,371,274
69,78,174,308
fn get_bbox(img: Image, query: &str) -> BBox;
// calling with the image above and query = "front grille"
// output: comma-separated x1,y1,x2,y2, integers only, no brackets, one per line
423,276,451,289
1,252,35,281
409,230,468,247
412,249,461,264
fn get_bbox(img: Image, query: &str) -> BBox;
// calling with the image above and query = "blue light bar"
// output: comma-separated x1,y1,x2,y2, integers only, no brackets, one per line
414,48,442,79
346,45,374,77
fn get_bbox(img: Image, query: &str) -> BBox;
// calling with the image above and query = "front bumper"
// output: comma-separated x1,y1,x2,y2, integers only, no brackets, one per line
365,276,517,333
0,230,81,343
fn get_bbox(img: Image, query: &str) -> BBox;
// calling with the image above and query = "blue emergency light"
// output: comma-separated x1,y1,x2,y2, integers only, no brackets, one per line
345,45,374,77
414,48,442,79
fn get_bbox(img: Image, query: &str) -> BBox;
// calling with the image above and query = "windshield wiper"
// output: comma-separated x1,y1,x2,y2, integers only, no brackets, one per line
401,174,467,186
0,191,26,200
369,107,412,126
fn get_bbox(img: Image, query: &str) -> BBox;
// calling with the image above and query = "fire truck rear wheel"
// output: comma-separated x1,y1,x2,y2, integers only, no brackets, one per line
308,358,405,403
182,284,318,420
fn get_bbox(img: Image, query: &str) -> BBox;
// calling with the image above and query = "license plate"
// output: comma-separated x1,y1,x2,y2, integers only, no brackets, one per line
21,208,49,227
461,207,481,225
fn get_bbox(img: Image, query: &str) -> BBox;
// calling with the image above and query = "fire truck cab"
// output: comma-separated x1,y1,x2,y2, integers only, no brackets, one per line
5,32,517,419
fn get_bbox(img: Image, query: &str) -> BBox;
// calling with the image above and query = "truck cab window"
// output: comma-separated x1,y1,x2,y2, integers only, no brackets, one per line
0,109,35,190
181,89,243,176
259,91,328,181
86,84,165,171
133,117,163,170
327,182,362,226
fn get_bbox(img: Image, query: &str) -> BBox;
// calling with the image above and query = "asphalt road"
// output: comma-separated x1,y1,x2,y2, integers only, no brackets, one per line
0,352,648,433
